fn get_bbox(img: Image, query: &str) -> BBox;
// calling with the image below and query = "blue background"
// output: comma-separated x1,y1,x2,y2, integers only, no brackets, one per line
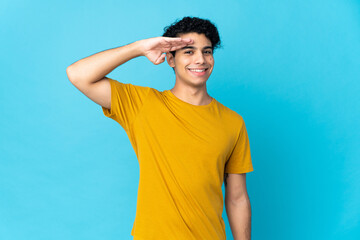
0,0,359,239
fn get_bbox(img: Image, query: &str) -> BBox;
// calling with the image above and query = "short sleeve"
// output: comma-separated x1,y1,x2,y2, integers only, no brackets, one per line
225,117,254,174
102,78,151,131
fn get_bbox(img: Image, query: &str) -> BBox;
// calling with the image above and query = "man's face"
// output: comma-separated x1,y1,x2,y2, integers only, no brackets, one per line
166,32,214,88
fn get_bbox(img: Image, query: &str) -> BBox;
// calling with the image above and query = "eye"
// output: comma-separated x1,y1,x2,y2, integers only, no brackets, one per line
184,50,212,54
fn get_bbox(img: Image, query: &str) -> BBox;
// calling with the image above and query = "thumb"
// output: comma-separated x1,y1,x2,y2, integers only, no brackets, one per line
155,53,166,65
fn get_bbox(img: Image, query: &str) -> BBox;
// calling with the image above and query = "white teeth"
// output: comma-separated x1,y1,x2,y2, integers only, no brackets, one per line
188,69,206,72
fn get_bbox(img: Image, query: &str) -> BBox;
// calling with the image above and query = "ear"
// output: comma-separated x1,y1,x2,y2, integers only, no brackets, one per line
166,52,175,68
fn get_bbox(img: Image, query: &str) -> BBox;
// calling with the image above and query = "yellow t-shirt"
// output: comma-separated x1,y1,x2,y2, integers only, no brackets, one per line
102,78,254,240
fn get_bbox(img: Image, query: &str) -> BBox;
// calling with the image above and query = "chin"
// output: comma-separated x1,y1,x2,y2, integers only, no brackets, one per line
188,79,209,88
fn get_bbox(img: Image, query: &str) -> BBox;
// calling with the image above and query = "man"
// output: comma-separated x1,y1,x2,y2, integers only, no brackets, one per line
67,16,254,240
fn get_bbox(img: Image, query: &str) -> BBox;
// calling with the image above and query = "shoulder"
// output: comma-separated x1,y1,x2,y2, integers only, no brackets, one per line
108,78,156,95
216,100,245,125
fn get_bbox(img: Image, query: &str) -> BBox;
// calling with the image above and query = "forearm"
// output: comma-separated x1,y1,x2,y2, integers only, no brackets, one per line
66,40,144,84
225,197,252,240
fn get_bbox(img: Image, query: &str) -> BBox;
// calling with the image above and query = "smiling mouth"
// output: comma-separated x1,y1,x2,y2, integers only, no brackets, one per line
187,68,208,72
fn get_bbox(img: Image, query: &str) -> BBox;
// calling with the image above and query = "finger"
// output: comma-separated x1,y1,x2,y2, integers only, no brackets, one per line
155,53,166,64
163,37,193,44
181,38,193,43
163,36,193,41
163,38,181,45
169,44,187,51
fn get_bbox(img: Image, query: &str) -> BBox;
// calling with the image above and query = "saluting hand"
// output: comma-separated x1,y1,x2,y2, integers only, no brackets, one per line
138,37,193,65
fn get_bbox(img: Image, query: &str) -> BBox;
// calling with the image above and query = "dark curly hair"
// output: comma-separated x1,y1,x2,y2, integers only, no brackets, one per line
162,16,222,57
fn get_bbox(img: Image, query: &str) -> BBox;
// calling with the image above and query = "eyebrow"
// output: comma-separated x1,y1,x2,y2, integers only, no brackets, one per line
181,46,213,50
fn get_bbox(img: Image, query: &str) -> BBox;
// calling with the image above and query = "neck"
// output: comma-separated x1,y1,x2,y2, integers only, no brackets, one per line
170,83,212,106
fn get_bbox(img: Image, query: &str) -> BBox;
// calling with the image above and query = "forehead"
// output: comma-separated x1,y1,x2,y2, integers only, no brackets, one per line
177,32,212,47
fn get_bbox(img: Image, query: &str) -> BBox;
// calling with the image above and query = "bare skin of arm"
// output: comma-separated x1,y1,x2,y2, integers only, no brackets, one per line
66,37,193,109
224,173,252,240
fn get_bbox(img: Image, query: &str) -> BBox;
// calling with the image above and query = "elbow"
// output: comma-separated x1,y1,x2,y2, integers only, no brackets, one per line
66,65,78,83
225,195,250,207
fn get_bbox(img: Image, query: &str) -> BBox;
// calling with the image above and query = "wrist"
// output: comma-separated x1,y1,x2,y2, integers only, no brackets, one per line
132,40,145,57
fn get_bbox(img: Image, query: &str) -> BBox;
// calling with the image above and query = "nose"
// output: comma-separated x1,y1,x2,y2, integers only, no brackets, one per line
195,51,206,64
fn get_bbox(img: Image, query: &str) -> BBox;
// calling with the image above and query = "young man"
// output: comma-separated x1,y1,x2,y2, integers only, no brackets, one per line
67,16,254,240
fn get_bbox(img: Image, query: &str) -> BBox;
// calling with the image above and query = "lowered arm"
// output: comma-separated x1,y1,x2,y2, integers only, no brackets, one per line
224,173,252,240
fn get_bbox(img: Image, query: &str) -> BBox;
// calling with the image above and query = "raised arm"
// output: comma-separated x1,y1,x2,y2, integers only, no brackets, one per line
66,37,193,109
